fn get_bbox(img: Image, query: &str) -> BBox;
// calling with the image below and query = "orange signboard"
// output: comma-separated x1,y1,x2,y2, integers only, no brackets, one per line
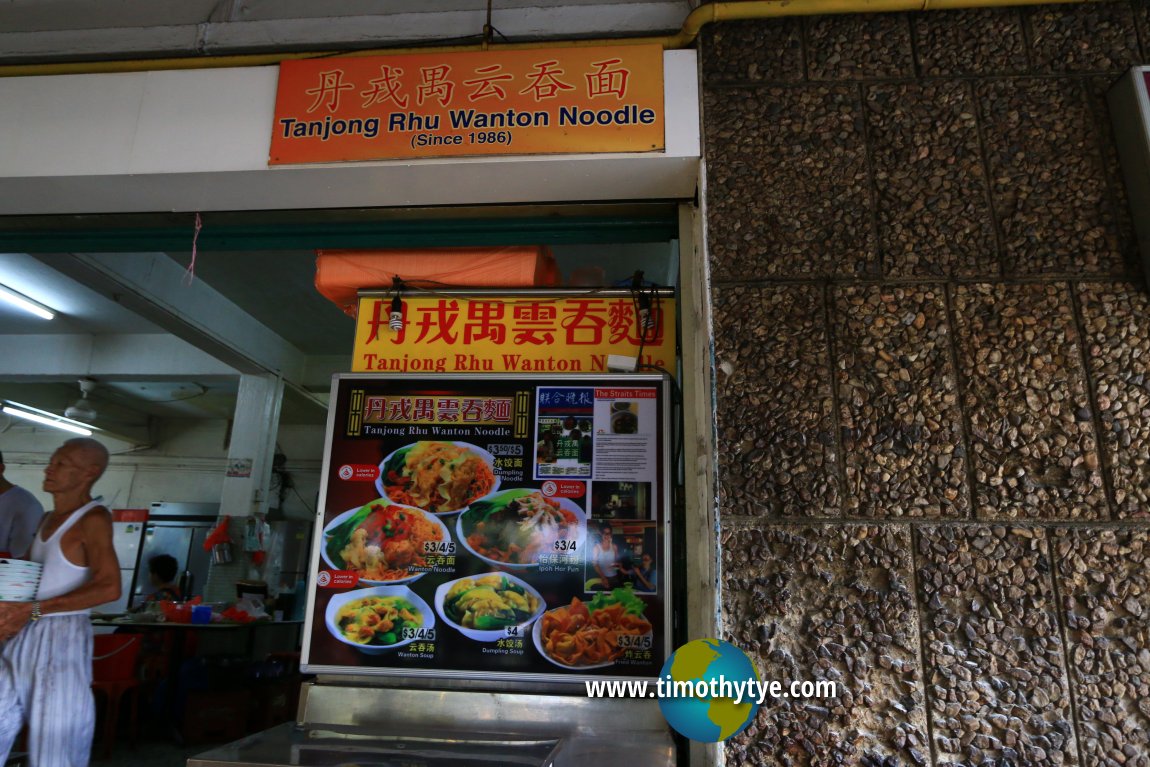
352,293,676,375
271,45,664,164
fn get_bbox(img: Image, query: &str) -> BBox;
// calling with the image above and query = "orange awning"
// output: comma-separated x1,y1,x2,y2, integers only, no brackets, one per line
315,246,560,316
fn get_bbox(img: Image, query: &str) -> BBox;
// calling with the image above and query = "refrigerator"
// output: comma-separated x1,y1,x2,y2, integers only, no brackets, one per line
128,502,218,609
92,510,148,615
264,518,313,616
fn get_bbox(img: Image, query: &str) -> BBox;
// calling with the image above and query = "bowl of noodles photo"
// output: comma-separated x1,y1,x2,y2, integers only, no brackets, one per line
322,498,451,586
377,441,500,515
532,589,654,670
325,585,434,655
457,489,586,570
610,408,639,435
435,572,546,643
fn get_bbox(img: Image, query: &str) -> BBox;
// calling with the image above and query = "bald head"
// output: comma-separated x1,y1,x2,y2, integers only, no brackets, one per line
43,438,110,502
63,438,110,481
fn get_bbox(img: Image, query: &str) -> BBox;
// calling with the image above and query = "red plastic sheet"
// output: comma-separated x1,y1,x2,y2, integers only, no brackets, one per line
315,246,560,317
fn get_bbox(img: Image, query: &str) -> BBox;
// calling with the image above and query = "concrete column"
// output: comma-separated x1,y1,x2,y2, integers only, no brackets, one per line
206,373,284,602
220,373,284,518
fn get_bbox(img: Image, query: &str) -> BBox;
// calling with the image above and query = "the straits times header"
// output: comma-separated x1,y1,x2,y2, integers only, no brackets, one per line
270,45,665,164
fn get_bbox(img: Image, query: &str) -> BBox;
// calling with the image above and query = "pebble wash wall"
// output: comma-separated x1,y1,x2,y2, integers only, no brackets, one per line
701,4,1150,766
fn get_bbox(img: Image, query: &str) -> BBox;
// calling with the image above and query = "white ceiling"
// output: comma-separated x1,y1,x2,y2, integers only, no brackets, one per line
158,249,356,355
0,252,159,335
0,248,347,439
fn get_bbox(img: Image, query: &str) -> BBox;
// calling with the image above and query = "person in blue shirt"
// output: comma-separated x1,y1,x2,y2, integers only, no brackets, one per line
0,451,45,558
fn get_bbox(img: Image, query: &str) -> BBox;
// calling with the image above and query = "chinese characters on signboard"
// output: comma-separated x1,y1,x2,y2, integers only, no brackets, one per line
361,395,515,426
351,294,676,375
271,45,664,163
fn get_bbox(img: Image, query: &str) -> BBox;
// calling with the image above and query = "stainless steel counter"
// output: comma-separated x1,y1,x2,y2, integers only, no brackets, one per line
188,683,676,767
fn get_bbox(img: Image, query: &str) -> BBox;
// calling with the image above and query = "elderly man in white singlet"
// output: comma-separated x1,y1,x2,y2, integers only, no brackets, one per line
0,437,121,766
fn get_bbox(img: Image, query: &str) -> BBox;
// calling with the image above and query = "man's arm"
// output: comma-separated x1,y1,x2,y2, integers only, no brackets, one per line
0,508,120,640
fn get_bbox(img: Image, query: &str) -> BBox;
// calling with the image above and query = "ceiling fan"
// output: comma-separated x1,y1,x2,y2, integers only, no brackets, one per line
64,378,98,423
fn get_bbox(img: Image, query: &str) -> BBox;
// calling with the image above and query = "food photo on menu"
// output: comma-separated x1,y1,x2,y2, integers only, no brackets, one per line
322,497,450,585
436,573,546,641
534,588,654,669
305,376,669,680
327,586,434,653
458,488,586,568
378,440,499,514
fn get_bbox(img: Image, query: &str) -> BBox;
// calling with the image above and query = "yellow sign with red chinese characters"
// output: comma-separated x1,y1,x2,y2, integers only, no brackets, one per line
352,294,676,375
270,45,664,164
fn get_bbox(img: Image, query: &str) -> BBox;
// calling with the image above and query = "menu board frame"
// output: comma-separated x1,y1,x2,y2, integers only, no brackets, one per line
301,372,673,685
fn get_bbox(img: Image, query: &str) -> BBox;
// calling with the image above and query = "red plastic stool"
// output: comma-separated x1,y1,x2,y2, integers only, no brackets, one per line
91,634,142,759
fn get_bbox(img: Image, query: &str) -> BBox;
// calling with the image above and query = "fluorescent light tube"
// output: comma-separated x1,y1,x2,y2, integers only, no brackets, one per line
0,283,55,320
2,403,93,436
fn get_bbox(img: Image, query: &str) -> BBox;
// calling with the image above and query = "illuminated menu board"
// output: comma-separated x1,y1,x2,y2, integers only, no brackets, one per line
301,373,671,683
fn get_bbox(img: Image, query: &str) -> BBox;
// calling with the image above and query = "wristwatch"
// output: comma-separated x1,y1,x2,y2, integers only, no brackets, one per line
29,601,41,622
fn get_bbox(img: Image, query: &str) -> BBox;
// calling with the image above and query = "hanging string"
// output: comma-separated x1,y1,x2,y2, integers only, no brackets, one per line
483,0,493,48
183,212,203,286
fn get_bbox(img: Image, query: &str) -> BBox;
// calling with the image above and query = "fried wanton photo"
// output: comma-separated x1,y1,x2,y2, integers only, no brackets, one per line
536,589,652,668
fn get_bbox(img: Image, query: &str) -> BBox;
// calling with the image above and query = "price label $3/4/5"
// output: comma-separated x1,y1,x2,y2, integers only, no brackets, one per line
616,634,652,650
401,627,437,641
